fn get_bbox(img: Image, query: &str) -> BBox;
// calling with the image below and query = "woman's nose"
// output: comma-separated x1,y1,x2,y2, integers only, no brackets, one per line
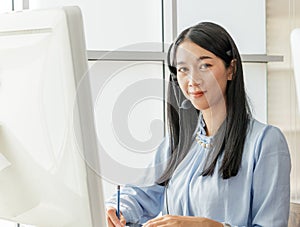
188,70,203,86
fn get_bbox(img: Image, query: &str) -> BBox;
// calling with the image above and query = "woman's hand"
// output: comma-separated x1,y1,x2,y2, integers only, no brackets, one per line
106,206,126,227
142,215,223,227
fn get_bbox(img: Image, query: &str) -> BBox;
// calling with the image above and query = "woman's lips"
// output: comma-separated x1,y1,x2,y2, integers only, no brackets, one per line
189,90,206,98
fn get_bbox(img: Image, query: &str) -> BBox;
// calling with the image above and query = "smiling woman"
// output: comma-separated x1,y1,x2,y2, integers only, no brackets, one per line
175,40,231,124
105,22,291,227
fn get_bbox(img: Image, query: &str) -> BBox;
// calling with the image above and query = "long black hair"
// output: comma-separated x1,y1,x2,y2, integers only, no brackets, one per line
156,22,251,186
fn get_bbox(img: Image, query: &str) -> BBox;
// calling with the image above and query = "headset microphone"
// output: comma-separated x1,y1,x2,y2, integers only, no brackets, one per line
180,99,192,110
172,84,192,110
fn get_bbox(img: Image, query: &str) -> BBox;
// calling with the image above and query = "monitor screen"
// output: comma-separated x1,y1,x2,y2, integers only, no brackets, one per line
0,6,105,227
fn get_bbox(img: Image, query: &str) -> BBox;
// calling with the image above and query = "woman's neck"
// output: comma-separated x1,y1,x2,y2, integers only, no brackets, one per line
202,106,227,136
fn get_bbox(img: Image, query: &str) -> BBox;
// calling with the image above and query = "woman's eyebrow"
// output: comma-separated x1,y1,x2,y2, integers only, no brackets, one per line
198,56,212,60
176,56,212,66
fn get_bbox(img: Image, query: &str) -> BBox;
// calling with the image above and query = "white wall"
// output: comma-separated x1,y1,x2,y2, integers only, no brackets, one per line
177,0,266,54
88,60,165,200
29,0,163,51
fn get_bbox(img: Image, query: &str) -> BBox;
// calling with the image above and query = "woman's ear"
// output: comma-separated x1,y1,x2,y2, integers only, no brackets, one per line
227,59,237,81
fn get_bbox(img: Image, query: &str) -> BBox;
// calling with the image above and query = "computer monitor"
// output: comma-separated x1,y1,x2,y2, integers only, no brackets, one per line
0,6,106,227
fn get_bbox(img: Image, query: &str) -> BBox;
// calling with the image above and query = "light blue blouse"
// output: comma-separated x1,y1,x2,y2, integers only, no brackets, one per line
106,117,291,227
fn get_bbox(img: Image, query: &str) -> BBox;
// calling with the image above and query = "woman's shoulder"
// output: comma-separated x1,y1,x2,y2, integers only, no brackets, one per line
246,118,289,157
248,118,267,131
248,118,285,139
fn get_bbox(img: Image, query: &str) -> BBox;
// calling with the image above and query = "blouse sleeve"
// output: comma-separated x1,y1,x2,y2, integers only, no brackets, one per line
105,137,171,224
251,125,291,226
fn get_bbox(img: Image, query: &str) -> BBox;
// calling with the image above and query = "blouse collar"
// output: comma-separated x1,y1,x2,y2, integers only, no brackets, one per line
196,112,214,148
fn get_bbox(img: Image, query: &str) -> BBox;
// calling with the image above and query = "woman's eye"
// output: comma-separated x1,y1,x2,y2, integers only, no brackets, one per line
177,67,189,73
199,63,211,71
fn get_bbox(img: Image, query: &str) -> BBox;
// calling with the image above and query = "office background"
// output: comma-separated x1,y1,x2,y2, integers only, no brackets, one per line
0,0,299,226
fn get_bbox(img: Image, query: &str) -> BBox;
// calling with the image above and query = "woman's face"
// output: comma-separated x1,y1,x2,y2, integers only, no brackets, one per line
175,40,233,111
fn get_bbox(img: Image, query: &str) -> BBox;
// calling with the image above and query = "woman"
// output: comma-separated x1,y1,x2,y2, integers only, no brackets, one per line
106,22,291,227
